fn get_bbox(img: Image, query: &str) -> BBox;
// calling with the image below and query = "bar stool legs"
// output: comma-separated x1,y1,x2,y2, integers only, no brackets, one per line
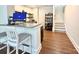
16,45,18,54
7,43,9,54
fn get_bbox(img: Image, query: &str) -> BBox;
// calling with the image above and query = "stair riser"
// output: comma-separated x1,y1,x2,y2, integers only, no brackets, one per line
54,23,65,32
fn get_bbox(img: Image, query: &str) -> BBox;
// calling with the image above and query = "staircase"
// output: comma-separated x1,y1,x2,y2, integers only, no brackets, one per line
54,23,65,32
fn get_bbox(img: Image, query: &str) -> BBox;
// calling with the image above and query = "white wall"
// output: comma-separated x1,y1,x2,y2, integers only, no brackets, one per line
0,5,8,24
32,7,53,29
32,7,53,23
65,6,79,52
32,8,38,22
7,5,15,17
0,5,14,24
39,7,53,24
14,6,32,13
55,6,64,23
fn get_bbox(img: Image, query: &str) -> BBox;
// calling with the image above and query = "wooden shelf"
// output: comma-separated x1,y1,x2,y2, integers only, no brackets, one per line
45,13,53,31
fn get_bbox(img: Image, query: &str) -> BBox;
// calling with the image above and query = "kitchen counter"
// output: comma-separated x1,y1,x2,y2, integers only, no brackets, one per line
0,23,43,54
0,23,42,28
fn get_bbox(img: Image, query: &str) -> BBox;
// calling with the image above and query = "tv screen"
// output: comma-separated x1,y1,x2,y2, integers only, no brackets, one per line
13,11,27,22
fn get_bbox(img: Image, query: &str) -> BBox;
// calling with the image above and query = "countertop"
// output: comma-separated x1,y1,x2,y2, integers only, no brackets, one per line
0,23,42,28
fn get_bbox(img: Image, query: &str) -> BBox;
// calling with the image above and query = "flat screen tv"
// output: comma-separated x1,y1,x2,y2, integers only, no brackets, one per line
13,11,27,22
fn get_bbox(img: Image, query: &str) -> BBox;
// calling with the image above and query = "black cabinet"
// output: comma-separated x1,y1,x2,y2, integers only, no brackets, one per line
45,13,53,31
45,23,53,31
40,26,43,43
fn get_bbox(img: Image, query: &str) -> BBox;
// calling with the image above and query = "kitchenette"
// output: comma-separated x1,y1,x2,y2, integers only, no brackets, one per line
0,5,43,54
0,5,53,54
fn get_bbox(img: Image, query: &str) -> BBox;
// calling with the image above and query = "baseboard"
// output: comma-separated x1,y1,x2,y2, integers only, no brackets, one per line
66,31,79,53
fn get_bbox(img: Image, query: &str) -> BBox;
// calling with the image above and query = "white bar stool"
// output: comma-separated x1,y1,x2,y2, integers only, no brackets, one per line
0,32,7,51
6,27,32,54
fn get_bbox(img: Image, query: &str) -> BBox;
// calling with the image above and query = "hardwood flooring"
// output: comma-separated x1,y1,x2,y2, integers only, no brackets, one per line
40,30,78,54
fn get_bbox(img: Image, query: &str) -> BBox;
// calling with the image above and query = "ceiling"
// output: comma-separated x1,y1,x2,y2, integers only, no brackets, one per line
23,5,53,8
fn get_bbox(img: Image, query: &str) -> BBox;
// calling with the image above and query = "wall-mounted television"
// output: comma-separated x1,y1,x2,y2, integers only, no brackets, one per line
13,11,27,22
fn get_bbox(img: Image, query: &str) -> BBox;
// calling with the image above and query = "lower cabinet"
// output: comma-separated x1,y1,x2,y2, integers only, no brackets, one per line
40,26,43,43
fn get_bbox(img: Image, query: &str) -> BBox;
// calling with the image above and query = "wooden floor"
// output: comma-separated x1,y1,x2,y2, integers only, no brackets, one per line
40,30,78,54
